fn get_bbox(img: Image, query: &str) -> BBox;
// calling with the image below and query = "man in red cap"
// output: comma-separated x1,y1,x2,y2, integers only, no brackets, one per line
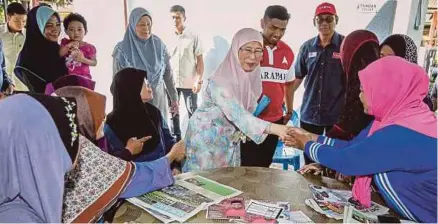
291,2,345,164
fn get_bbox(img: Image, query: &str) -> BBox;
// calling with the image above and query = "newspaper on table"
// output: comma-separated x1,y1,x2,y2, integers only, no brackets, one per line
305,184,389,220
246,200,284,219
239,200,287,223
128,174,242,223
143,207,175,224
343,205,378,223
287,211,315,223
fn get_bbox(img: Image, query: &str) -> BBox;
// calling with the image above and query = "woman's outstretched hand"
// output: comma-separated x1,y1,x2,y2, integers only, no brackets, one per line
167,140,186,163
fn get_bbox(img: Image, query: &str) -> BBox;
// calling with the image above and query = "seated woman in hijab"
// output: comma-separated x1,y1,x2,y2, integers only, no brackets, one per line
15,5,67,93
54,85,184,163
0,94,80,223
105,68,183,172
183,28,294,172
1,91,183,222
380,34,434,110
113,7,178,121
299,30,380,182
53,86,184,222
289,57,437,223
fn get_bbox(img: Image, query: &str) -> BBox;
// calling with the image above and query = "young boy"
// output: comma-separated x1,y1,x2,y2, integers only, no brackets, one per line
0,2,27,91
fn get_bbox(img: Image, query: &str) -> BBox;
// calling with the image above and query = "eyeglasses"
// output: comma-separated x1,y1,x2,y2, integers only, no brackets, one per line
315,16,335,25
239,48,263,57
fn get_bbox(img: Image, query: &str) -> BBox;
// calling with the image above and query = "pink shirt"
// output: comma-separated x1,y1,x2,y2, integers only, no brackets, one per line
61,38,96,79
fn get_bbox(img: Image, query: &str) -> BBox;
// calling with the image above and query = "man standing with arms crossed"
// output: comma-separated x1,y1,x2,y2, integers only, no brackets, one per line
240,5,295,168
292,2,345,164
169,5,204,142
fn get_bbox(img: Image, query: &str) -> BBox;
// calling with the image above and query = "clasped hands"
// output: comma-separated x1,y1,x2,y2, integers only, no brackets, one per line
278,126,318,150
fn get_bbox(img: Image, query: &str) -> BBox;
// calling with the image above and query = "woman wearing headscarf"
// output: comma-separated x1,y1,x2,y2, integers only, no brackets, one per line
0,94,79,223
105,68,183,171
45,86,184,222
183,28,294,172
113,7,178,120
15,5,67,93
54,86,151,159
380,34,418,63
62,134,182,223
299,30,380,181
289,57,437,223
54,86,107,148
55,85,184,163
380,34,434,111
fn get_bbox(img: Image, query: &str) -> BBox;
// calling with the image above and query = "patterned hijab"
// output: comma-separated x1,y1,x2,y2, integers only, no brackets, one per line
28,94,79,162
113,7,166,88
62,135,133,223
55,86,106,141
0,94,77,223
380,34,418,64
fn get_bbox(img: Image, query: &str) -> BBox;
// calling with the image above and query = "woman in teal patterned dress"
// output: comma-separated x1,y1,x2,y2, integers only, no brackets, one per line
183,28,293,172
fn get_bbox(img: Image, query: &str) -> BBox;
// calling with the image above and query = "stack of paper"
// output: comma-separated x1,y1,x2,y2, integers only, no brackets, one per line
207,198,314,223
305,184,389,221
128,174,242,223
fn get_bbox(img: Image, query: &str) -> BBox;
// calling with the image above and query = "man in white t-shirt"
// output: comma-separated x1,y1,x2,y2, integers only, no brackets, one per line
169,5,204,141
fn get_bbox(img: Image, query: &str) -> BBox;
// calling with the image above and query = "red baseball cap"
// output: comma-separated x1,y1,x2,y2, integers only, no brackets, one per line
315,2,337,16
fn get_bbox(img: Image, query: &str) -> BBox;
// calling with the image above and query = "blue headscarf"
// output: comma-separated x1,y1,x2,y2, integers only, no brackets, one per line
113,7,166,88
36,6,56,34
0,94,73,222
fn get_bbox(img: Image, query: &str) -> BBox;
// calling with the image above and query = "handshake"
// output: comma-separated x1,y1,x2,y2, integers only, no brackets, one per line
276,126,319,150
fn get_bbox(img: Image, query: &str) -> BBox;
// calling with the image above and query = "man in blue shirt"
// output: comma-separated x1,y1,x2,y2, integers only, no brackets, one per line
292,2,344,163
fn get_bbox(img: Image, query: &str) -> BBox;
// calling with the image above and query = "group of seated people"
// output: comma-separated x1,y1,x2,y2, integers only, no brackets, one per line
0,4,436,224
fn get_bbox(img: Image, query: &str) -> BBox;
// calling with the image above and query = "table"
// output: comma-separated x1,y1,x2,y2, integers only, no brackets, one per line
114,167,391,223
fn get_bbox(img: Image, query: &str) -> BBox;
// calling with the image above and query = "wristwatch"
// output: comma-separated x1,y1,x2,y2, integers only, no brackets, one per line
285,111,293,115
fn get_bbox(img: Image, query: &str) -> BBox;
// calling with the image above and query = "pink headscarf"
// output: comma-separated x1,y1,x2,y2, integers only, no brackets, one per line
353,56,437,207
209,28,263,111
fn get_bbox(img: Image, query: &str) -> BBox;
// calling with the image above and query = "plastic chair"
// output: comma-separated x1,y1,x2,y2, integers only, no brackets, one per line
272,110,301,170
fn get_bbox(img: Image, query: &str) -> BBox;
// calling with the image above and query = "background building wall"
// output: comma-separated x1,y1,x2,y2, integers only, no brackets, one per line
71,0,425,114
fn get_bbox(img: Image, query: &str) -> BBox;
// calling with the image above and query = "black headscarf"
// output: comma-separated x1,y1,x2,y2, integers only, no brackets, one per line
380,34,434,110
106,68,160,154
16,6,67,93
27,94,79,162
380,34,418,64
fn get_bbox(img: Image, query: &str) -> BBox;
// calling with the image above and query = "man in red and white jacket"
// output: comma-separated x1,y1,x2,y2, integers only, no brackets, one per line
240,5,295,167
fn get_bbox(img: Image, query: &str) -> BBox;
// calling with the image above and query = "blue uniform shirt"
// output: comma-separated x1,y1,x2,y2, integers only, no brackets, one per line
295,32,345,126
